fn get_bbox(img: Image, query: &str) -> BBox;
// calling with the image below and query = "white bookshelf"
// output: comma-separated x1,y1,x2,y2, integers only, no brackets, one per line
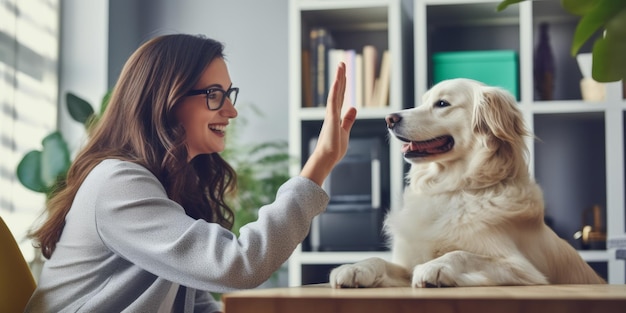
288,0,626,286
288,0,410,287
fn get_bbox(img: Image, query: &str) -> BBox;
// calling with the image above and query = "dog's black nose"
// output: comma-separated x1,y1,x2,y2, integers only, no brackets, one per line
385,114,401,129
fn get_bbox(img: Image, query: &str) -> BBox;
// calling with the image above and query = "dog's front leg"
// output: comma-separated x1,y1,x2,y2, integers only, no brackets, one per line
329,257,411,288
412,250,548,287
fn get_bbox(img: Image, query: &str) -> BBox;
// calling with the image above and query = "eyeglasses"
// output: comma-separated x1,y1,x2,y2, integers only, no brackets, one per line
185,86,239,111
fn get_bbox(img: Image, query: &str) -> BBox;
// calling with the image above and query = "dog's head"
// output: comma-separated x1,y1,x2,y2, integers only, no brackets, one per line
386,78,529,181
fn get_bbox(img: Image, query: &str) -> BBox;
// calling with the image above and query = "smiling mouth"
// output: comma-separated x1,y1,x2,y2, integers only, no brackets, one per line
396,135,454,158
209,124,226,134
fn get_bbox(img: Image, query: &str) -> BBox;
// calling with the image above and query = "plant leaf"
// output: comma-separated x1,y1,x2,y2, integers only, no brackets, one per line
66,92,95,124
40,131,71,189
571,0,626,56
496,0,526,12
100,90,112,115
591,33,626,82
16,150,46,193
561,0,601,16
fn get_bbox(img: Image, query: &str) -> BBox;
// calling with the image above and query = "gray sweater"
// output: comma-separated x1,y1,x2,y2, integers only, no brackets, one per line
25,159,328,312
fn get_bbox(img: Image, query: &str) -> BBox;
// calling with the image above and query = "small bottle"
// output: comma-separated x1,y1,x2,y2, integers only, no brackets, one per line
534,22,555,101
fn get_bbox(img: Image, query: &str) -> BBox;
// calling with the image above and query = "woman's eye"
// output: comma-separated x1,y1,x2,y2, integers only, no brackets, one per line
434,100,450,108
207,90,220,100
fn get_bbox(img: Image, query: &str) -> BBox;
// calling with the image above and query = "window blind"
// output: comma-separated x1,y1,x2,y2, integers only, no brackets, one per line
0,0,60,256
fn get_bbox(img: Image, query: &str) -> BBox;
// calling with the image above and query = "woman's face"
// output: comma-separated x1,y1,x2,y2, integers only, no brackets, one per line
176,58,238,160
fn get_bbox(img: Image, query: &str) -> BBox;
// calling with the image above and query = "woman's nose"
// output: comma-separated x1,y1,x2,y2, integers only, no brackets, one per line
221,100,238,118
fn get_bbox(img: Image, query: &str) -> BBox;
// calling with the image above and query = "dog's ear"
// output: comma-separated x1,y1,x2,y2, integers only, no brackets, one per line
472,86,528,143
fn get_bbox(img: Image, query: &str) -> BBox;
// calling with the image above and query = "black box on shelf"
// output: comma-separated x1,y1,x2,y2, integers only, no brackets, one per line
310,209,386,251
308,137,388,251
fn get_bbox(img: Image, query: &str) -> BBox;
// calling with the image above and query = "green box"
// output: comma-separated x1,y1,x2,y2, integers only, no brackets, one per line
433,50,519,99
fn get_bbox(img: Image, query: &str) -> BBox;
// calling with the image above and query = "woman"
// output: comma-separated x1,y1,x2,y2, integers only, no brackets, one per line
25,34,356,312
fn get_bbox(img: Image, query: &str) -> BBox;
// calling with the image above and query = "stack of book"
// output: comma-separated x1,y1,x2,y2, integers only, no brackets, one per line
302,27,390,108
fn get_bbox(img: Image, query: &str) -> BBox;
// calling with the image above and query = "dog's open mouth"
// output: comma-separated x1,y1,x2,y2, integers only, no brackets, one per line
397,135,454,158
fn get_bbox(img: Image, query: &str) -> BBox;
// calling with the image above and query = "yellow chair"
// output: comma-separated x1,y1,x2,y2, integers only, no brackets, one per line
1,216,36,313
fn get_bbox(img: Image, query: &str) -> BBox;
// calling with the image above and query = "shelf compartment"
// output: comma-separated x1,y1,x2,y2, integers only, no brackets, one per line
530,0,599,102
533,112,607,250
300,5,391,109
425,2,521,89
300,3,389,31
299,118,392,253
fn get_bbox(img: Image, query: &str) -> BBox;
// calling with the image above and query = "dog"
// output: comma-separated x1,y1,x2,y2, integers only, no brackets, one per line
329,78,606,288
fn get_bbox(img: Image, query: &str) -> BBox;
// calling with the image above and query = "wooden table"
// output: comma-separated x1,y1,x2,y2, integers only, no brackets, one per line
222,284,626,313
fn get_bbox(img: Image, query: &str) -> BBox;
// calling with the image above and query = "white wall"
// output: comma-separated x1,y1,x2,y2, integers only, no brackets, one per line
59,0,109,153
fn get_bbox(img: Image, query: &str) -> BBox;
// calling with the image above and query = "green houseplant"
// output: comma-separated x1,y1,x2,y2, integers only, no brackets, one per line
498,0,626,82
16,92,110,198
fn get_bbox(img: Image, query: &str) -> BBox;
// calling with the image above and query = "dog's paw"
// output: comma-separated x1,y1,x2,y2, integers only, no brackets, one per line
411,261,457,288
329,263,380,288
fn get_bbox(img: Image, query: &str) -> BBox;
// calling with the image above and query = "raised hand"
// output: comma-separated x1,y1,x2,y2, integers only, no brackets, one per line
300,62,357,186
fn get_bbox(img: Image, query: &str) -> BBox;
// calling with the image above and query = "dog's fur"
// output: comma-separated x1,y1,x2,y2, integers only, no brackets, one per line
329,78,605,288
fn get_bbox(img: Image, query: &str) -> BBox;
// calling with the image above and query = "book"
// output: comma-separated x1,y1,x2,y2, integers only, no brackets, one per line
371,78,381,108
301,50,313,107
371,50,391,107
310,27,334,107
343,49,356,108
326,49,358,108
362,45,377,107
355,53,363,108
309,28,320,107
327,48,344,105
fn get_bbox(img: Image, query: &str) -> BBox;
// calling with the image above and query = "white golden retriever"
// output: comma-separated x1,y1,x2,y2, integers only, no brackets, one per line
329,78,605,288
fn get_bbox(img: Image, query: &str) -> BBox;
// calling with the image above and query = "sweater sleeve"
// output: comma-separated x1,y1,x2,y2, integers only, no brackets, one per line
92,160,328,292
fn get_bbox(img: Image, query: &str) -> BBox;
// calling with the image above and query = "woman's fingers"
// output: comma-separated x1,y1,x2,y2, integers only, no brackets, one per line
327,62,346,118
299,62,357,186
329,62,356,134
341,107,357,132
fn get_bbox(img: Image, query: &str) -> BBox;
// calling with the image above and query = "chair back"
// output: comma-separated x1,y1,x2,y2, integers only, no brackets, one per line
0,217,36,312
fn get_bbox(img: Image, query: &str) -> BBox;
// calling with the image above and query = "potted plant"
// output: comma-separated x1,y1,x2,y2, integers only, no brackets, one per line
498,0,626,83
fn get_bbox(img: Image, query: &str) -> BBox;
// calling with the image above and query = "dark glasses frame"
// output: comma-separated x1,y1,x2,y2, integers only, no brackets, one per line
185,86,239,111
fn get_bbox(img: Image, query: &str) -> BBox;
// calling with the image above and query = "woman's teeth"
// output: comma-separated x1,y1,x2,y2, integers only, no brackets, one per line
209,125,226,133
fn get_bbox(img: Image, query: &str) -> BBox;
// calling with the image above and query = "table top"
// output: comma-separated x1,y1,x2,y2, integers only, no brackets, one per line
222,284,626,313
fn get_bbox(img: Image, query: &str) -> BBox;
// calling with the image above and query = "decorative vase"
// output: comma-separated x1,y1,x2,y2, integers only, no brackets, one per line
534,22,555,100
576,52,606,102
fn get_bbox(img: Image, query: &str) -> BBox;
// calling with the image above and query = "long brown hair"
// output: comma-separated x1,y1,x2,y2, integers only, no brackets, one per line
31,34,237,259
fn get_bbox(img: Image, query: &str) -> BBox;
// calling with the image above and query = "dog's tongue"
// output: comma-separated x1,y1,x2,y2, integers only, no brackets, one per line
402,137,448,153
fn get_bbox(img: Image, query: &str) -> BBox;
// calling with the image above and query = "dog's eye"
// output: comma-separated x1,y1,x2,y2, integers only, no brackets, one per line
434,100,450,108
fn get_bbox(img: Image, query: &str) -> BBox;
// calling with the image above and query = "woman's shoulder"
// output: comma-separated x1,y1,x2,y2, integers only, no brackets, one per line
85,159,165,196
94,159,150,173
88,159,157,184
